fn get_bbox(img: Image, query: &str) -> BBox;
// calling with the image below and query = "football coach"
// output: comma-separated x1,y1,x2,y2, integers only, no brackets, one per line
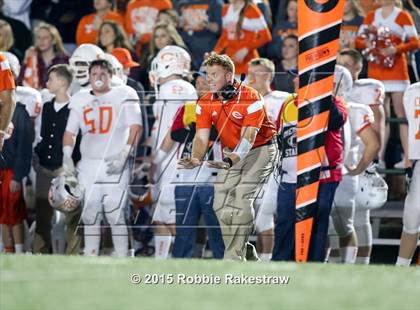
178,53,278,260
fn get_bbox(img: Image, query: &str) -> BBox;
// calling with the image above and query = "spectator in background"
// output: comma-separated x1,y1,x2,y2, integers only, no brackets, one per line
97,20,133,53
19,23,69,90
253,0,273,58
97,20,142,82
0,20,22,62
1,0,32,30
157,9,180,28
76,0,124,46
139,21,188,91
356,0,420,168
176,0,223,70
273,34,297,93
30,0,94,53
267,0,297,62
125,0,173,53
0,0,32,56
213,0,272,76
402,0,420,81
148,22,188,65
340,0,365,49
253,0,272,28
0,91,33,254
359,0,380,14
115,0,130,16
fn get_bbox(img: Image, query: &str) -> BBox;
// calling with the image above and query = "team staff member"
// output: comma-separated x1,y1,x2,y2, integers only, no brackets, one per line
0,52,16,152
178,53,278,260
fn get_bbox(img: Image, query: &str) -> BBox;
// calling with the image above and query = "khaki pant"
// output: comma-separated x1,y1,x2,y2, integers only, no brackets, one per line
213,143,278,260
33,165,82,254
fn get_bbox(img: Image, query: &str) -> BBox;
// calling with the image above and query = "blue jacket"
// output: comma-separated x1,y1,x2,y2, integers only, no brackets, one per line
0,103,33,182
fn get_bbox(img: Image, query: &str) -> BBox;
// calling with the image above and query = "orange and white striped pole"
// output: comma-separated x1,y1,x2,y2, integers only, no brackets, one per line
295,0,345,262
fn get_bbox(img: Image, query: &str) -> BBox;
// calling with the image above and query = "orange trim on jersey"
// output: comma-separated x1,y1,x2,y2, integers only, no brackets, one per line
356,123,371,135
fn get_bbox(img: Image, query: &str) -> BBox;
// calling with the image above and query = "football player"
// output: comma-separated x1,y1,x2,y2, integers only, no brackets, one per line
328,65,380,264
247,57,289,261
148,45,196,259
396,82,420,266
337,48,386,264
62,59,142,256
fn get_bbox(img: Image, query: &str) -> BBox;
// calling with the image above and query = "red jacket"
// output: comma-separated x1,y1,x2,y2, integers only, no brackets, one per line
320,96,347,183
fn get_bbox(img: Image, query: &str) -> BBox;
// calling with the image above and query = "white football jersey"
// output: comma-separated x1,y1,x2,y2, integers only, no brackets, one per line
66,85,142,160
344,102,374,167
347,79,385,106
403,82,420,160
264,90,290,124
16,86,42,118
151,79,197,149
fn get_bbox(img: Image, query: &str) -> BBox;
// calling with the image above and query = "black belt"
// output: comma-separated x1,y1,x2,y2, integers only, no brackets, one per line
321,165,338,171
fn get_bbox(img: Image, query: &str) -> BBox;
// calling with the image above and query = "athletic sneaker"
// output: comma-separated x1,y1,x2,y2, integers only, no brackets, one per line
245,242,261,262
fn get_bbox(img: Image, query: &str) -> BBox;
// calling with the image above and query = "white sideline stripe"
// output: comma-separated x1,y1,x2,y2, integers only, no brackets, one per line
299,20,342,40
297,127,327,142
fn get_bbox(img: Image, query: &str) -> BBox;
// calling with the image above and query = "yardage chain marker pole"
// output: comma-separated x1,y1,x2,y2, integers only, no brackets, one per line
295,0,344,263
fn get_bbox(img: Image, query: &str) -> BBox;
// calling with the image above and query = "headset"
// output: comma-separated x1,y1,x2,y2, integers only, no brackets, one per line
219,73,246,101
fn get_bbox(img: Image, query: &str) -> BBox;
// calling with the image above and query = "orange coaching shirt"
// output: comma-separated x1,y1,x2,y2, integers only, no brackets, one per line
0,53,15,91
196,81,276,150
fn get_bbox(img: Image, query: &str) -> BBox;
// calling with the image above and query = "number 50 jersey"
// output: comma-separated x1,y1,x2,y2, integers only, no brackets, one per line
66,85,142,160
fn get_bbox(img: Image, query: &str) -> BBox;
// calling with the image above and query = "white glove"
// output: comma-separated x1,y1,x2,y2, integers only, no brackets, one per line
105,145,132,175
62,145,76,176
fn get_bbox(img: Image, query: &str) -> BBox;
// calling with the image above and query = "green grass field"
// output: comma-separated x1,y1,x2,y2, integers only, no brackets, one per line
1,255,419,310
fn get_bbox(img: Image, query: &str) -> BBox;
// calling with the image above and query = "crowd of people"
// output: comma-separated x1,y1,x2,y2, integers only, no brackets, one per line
0,0,419,265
